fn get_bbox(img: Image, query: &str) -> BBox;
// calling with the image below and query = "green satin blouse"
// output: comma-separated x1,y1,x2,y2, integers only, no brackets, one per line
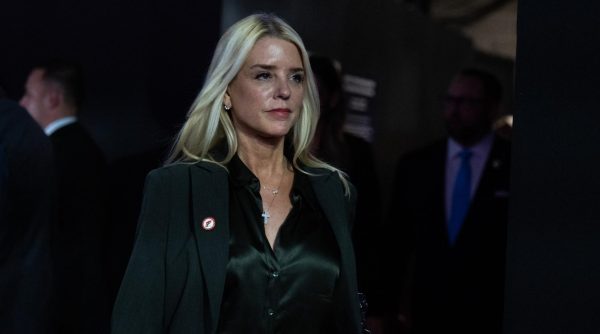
216,155,341,333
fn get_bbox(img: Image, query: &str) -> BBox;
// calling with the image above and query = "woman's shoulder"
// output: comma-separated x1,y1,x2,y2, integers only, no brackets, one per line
302,165,334,175
302,166,355,198
141,161,229,205
303,164,351,181
302,166,341,184
148,160,228,179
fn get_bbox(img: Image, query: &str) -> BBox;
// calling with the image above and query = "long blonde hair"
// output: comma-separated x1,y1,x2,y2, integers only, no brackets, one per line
168,13,349,193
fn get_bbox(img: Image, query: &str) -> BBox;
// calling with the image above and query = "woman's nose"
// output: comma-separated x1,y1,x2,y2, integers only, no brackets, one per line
275,78,291,100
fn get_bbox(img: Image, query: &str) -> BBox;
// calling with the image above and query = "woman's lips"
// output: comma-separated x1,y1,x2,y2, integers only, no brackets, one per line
267,108,292,119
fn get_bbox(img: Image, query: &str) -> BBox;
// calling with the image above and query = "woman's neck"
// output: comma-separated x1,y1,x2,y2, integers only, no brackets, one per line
236,135,289,181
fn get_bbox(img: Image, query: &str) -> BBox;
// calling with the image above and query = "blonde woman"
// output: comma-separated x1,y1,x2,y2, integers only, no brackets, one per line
112,13,362,334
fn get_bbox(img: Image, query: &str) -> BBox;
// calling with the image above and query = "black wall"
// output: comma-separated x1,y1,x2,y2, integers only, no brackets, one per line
1,1,221,161
505,1,600,333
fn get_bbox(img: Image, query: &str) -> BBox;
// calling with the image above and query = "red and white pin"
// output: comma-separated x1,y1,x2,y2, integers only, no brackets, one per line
201,217,216,231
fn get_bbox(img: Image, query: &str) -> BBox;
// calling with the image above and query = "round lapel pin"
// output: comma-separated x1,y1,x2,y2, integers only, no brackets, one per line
201,217,216,231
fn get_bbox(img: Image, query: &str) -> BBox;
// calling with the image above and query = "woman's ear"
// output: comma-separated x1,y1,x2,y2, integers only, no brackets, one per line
223,90,232,109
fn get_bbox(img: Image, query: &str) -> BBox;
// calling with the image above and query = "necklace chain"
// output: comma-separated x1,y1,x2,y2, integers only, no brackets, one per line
261,170,285,225
262,185,279,195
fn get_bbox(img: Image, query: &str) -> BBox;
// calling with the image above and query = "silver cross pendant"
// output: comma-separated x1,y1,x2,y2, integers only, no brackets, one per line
261,211,270,224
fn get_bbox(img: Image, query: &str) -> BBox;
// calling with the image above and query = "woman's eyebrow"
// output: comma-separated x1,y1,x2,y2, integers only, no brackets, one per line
249,64,304,72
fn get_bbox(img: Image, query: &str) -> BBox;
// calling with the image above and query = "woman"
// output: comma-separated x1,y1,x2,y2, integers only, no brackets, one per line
111,13,362,334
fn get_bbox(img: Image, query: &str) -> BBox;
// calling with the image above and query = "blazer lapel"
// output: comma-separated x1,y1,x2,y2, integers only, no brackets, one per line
309,169,362,333
190,162,230,330
309,170,354,258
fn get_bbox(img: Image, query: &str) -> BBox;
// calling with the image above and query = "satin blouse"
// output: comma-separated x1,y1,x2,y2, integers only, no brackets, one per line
217,155,341,334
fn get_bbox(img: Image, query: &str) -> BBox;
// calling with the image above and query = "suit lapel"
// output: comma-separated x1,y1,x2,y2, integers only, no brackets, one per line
190,162,230,330
469,138,509,209
309,170,354,259
309,169,361,333
431,142,452,245
462,137,510,236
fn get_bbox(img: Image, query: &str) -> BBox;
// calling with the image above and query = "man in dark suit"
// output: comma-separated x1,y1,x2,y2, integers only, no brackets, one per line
0,97,55,333
20,60,110,334
384,68,511,334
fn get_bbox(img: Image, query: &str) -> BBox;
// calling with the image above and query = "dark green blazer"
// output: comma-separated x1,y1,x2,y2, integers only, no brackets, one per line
111,161,362,334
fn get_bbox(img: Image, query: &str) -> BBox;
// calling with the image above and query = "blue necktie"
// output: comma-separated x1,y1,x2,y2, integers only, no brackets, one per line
448,149,472,245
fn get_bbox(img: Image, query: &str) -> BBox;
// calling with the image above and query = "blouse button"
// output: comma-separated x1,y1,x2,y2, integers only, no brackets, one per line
271,271,280,278
267,309,275,316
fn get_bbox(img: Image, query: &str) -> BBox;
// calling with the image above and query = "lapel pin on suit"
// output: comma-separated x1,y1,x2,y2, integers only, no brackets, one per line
201,217,216,231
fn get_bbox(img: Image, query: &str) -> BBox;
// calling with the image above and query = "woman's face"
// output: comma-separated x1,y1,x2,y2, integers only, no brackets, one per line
225,37,305,141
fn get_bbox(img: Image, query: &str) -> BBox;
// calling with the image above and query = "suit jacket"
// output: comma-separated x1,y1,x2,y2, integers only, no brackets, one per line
385,135,511,334
316,132,383,314
50,121,110,334
0,99,55,333
112,161,362,334
106,144,168,305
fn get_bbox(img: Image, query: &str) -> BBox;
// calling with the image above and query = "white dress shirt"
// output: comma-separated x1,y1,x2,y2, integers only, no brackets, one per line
445,133,494,222
44,116,77,136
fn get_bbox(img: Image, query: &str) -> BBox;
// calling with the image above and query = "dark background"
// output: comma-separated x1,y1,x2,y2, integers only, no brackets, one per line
2,1,600,333
504,1,600,333
0,1,221,160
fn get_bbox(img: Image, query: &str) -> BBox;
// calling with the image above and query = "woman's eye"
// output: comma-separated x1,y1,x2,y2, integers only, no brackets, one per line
291,73,304,83
255,72,271,80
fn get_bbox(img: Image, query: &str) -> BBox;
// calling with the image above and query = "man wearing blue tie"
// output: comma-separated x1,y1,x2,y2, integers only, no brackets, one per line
382,68,511,334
